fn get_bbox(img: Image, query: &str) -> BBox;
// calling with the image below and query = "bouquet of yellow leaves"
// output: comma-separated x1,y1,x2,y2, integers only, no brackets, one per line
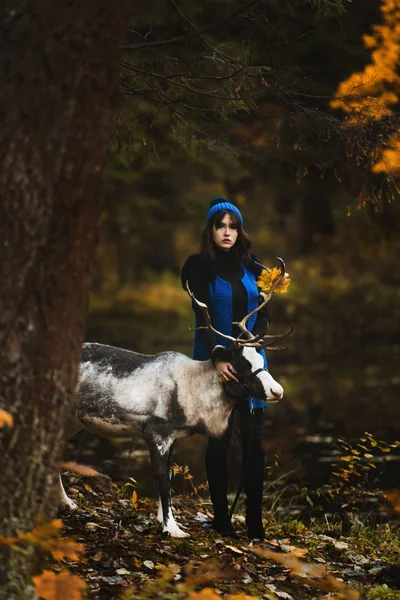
257,266,291,294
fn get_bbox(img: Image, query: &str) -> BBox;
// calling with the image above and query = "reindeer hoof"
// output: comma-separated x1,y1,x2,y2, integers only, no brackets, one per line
163,522,189,538
61,497,78,511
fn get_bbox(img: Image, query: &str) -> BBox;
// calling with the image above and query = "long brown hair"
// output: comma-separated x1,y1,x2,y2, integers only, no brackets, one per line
200,209,252,265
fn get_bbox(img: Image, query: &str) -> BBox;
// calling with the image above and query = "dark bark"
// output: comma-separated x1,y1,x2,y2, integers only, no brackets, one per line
0,0,129,596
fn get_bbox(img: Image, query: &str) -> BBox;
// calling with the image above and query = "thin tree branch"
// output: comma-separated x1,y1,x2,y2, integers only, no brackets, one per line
122,0,261,51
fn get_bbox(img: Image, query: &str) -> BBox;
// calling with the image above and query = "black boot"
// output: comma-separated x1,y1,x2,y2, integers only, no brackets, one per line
245,499,265,540
246,520,265,540
211,505,237,537
238,405,266,540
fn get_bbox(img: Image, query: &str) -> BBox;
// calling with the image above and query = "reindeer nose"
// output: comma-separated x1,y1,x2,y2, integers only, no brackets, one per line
270,387,283,400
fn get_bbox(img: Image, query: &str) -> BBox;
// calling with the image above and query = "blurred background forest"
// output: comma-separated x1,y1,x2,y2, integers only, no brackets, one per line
73,0,400,494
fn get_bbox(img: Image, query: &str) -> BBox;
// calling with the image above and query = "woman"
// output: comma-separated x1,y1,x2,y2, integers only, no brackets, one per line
181,197,270,540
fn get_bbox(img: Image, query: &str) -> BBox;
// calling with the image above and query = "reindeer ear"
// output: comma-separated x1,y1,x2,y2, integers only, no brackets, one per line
212,345,233,364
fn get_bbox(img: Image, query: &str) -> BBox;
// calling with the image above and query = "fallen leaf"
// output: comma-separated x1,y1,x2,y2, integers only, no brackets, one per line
83,483,95,494
168,563,181,574
0,410,13,428
194,512,208,522
264,539,281,547
85,522,108,532
32,569,85,600
275,591,294,600
225,545,243,555
345,552,369,565
131,490,138,509
280,544,308,558
143,560,155,570
333,541,349,550
116,567,130,575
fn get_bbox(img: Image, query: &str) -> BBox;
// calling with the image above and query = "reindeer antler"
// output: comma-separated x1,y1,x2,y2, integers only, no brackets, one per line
233,257,286,346
186,281,239,344
186,257,292,350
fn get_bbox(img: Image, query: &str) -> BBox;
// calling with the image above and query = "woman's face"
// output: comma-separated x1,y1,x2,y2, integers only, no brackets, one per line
212,213,239,251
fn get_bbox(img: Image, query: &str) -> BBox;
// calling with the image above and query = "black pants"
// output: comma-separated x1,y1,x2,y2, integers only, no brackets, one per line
205,405,264,527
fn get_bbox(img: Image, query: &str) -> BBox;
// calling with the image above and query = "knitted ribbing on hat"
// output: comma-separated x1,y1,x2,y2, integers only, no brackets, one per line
206,199,243,225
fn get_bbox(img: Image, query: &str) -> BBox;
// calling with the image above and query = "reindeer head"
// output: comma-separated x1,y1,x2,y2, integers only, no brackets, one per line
186,257,292,404
211,344,284,403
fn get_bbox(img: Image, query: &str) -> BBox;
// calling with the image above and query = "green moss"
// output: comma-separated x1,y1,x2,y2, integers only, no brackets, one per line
366,586,400,600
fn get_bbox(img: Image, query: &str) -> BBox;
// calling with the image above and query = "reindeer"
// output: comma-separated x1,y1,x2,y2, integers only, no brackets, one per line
60,259,290,537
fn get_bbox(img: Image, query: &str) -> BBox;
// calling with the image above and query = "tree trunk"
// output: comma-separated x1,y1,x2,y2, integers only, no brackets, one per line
0,1,129,596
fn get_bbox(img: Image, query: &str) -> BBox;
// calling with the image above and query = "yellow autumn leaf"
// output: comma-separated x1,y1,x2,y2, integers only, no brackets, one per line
0,409,13,428
131,490,138,509
257,267,291,294
32,569,86,600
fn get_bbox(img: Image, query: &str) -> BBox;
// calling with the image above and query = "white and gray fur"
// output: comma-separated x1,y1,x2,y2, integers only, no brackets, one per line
60,342,284,537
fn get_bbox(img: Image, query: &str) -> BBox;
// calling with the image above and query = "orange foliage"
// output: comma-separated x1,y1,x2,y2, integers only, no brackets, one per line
252,547,361,599
187,591,220,600
33,570,86,600
382,490,400,516
0,519,63,547
30,519,64,539
47,539,85,561
331,0,400,174
0,409,13,428
55,461,100,477
131,490,138,509
0,515,86,599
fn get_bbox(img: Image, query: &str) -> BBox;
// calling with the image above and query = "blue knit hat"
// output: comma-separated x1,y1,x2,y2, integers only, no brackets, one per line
206,197,244,226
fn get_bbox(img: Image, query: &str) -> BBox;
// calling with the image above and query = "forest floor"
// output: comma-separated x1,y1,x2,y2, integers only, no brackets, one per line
55,472,400,600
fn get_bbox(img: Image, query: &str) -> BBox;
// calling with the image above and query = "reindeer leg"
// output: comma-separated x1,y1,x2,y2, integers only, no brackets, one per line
156,442,174,524
145,433,187,538
156,496,163,524
155,442,187,530
59,473,78,510
59,419,82,510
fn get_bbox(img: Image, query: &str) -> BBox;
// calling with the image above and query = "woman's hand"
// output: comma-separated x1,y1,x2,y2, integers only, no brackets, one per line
215,361,239,384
